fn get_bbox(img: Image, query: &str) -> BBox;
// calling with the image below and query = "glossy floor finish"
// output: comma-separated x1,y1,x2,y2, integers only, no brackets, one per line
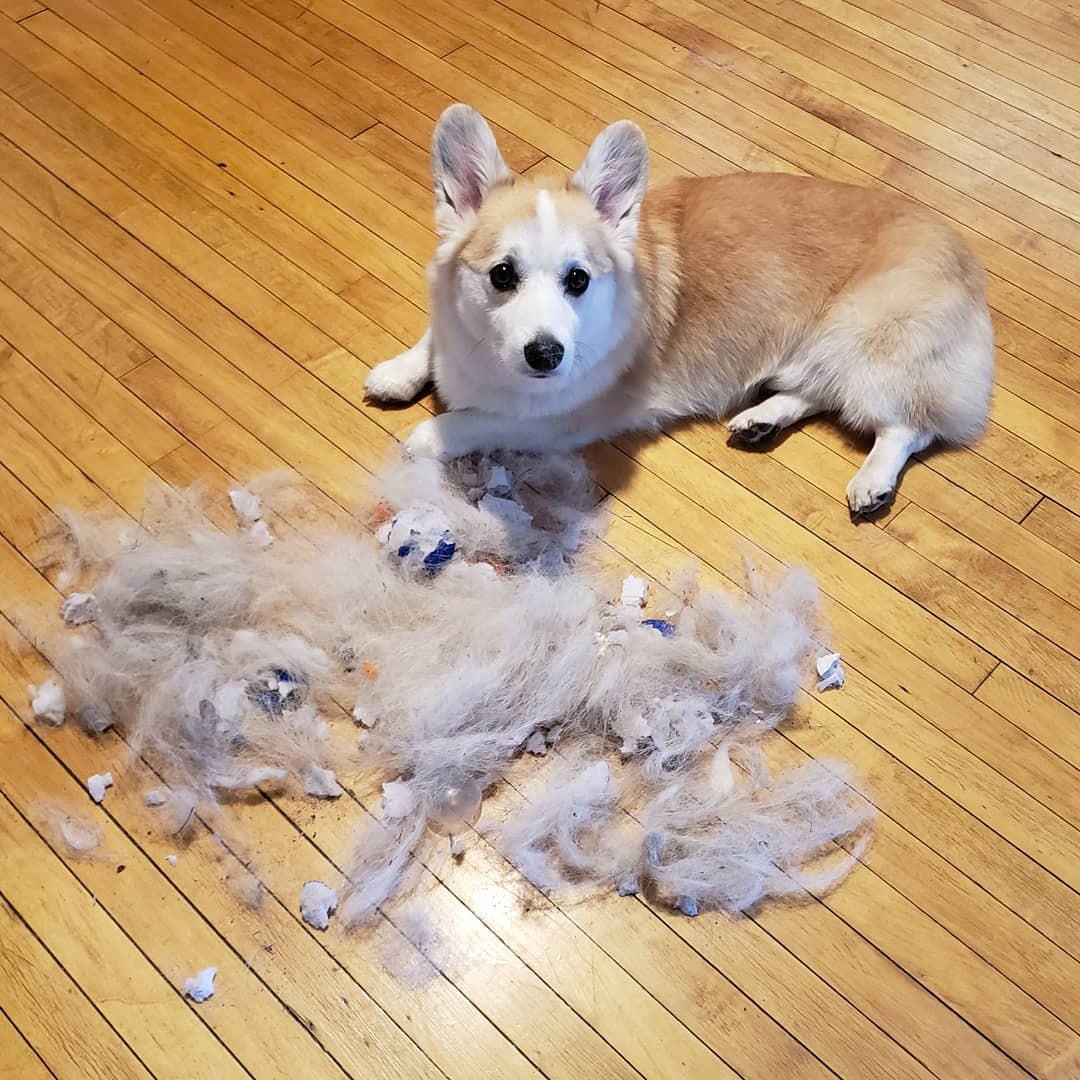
0,0,1078,1076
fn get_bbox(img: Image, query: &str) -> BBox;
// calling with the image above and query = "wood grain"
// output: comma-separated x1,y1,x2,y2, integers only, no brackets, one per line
1,0,1077,1076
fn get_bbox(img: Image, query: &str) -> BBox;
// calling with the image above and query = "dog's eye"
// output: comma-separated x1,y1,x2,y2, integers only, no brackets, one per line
565,267,590,296
489,262,518,292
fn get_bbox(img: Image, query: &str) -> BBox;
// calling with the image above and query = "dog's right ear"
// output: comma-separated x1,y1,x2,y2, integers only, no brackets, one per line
431,104,512,238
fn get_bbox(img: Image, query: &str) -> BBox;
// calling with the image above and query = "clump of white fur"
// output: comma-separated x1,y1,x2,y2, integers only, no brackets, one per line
49,451,872,925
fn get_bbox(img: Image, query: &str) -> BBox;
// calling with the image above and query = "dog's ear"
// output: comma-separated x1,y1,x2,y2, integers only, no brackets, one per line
571,121,649,238
431,104,512,237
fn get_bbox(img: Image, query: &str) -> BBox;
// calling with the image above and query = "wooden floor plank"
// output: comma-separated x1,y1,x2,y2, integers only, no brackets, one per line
11,13,427,306
49,0,436,255
666,422,1080,713
0,0,42,15
976,664,1080,770
0,892,152,1080
0,790,251,1080
928,0,1080,77
3,0,1079,1074
157,0,372,139
204,0,543,172
542,524,1072,1074
884,503,1079,657
0,349,170,519
0,173,369,510
845,0,1080,110
0,231,151,379
747,0,1080,178
0,38,408,351
0,283,183,467
1024,498,1080,563
0,1008,52,1080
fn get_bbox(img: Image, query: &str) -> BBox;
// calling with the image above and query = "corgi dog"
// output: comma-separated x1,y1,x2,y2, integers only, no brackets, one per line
365,104,994,518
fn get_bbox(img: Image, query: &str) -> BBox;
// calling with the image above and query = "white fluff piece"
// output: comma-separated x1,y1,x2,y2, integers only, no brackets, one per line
248,520,274,548
184,967,216,1002
381,779,418,821
87,772,113,804
60,592,99,626
620,575,648,609
299,880,339,930
816,652,846,691
228,488,262,522
486,464,512,494
478,493,532,530
302,764,342,799
145,789,167,807
48,450,872,924
29,679,66,726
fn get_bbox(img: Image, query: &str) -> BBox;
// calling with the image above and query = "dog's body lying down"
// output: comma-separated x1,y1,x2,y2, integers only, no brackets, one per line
366,105,993,517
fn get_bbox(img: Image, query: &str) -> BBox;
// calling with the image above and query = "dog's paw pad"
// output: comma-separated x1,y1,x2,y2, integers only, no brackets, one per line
728,421,779,446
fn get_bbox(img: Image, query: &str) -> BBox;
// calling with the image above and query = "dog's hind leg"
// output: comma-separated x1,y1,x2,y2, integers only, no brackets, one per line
365,329,433,403
846,424,933,520
727,391,819,446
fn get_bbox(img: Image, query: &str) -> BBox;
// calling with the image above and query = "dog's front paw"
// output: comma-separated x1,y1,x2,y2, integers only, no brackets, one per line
365,348,431,403
402,417,452,461
846,474,896,521
727,417,780,447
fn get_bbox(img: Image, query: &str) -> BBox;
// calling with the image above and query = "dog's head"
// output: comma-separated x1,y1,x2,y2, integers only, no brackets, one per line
429,105,649,400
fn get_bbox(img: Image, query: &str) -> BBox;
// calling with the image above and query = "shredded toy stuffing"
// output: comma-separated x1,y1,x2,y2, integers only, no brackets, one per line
228,488,262,522
248,520,274,548
184,967,216,1003
816,652,846,691
45,451,872,927
60,592,99,627
87,772,113,804
299,880,339,931
29,679,66,726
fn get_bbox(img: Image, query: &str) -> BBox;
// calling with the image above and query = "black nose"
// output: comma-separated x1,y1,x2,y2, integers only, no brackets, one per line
523,336,564,372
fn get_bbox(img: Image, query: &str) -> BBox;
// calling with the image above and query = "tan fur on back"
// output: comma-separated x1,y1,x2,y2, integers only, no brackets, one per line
630,173,988,440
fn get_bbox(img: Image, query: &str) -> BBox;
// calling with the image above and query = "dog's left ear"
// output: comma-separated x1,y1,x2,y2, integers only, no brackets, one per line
432,104,512,238
571,121,649,240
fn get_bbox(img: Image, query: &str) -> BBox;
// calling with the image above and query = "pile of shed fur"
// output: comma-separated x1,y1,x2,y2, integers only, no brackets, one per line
44,452,873,925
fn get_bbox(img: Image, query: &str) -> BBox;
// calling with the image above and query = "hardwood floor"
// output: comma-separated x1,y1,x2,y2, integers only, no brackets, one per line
0,0,1077,1076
